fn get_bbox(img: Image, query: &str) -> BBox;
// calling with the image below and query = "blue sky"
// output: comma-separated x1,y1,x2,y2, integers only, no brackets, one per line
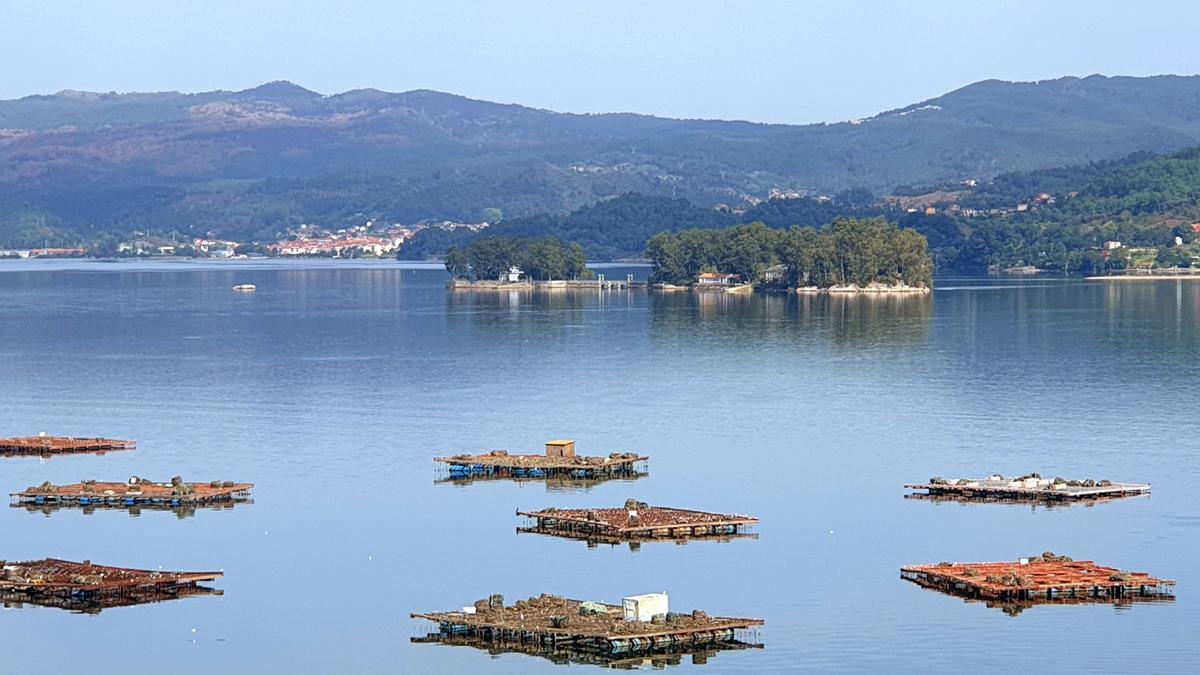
3,0,1198,123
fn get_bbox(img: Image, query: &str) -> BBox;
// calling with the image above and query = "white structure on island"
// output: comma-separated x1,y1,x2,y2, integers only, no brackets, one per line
504,266,524,282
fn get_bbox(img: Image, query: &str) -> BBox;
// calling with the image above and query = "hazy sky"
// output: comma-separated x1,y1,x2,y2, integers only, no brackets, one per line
4,0,1198,124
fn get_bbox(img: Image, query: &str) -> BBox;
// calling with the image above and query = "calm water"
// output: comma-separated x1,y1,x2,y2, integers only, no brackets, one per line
1,260,1198,673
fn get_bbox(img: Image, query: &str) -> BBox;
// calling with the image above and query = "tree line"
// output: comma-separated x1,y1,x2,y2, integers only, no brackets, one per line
645,218,933,288
444,235,592,281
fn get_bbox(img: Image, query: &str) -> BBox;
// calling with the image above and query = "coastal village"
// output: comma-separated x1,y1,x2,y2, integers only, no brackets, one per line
0,220,488,260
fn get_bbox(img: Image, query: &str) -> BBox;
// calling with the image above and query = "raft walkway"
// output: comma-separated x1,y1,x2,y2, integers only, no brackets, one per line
0,436,135,457
412,594,763,657
0,558,223,612
901,556,1175,610
906,474,1150,503
518,503,758,544
12,477,253,509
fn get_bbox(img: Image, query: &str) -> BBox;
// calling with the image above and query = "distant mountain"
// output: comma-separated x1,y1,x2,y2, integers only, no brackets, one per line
5,74,1200,244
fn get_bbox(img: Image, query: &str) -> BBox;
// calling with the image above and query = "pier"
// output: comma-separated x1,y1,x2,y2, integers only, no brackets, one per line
447,278,646,291
0,435,135,457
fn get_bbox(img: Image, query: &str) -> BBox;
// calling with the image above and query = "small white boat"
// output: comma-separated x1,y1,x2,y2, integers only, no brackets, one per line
232,284,257,292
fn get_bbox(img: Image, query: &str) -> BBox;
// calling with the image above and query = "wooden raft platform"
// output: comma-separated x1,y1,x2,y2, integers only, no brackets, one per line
906,474,1150,503
436,469,648,489
412,594,763,656
518,503,758,544
436,451,648,479
0,558,223,612
901,557,1175,609
11,477,253,509
0,436,135,457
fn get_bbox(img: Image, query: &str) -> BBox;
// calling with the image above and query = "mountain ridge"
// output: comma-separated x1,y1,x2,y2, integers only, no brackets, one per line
4,74,1200,244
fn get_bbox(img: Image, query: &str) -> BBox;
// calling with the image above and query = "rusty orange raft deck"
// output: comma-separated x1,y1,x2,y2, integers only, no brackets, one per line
518,504,758,543
0,558,223,612
0,436,135,457
901,558,1175,608
413,594,763,657
12,478,253,508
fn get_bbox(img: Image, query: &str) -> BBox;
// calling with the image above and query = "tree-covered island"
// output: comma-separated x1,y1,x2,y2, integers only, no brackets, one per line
444,235,593,282
645,218,933,290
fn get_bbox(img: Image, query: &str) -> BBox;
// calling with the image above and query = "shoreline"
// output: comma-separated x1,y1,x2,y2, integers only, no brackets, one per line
448,279,932,294
795,283,931,294
1087,274,1200,281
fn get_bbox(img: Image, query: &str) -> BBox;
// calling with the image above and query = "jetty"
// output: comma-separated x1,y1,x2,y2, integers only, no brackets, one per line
436,440,647,481
0,435,135,457
0,558,223,612
518,501,758,545
902,554,1175,614
448,277,644,291
11,476,253,510
412,593,763,658
906,473,1150,504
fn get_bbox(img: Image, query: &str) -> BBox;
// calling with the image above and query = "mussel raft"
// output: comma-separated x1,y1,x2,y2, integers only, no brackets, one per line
907,473,1150,503
12,476,253,508
436,449,647,480
413,594,763,656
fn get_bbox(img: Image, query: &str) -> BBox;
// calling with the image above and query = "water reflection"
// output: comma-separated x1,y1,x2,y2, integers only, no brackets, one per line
11,500,252,519
2,585,223,614
411,633,763,668
647,291,933,345
907,588,1175,617
516,527,759,551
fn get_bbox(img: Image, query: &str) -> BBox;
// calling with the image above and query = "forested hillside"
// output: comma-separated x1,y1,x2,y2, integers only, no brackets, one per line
6,75,1200,246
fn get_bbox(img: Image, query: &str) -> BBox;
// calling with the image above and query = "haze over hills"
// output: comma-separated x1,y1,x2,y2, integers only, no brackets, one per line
3,74,1200,244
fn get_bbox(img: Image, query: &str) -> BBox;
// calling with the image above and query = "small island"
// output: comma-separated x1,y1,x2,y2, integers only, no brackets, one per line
645,218,933,293
443,235,619,289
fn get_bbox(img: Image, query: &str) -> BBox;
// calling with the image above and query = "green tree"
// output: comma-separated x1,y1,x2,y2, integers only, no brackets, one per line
566,242,592,279
467,237,523,280
444,246,469,278
523,236,568,280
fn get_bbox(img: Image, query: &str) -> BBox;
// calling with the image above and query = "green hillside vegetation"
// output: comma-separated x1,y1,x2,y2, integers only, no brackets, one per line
7,75,1200,246
936,148,1200,272
403,194,736,261
645,219,933,288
